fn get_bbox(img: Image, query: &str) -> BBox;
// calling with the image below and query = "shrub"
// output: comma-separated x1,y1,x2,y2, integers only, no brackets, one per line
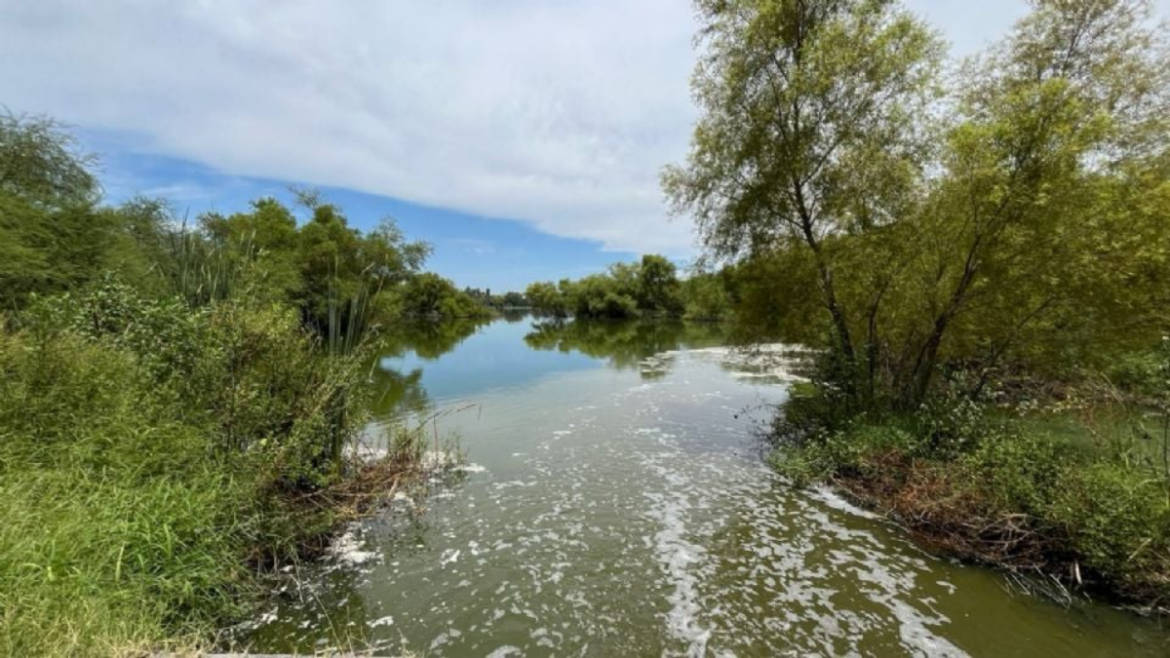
1046,462,1170,598
0,283,378,654
0,332,246,656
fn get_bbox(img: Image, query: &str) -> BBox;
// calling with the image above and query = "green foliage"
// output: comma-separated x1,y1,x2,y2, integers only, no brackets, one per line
390,272,495,320
0,189,118,311
570,273,640,319
725,2,1170,605
0,111,98,207
773,384,1170,603
666,0,1170,408
636,254,683,315
461,287,528,310
526,254,686,320
0,281,382,653
680,270,730,321
1047,462,1170,598
202,197,434,333
0,330,244,656
0,108,471,654
525,281,571,318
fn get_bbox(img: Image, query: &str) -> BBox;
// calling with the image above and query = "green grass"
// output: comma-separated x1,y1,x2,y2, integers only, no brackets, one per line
1012,407,1170,469
773,394,1170,607
0,282,394,655
0,333,244,655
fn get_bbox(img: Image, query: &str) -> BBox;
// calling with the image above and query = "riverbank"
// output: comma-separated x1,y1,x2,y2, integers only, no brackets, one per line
0,282,426,657
773,388,1170,615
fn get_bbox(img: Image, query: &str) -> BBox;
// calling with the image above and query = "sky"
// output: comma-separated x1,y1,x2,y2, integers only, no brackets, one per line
2,0,1166,291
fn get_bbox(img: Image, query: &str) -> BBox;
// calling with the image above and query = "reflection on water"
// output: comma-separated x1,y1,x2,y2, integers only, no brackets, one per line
524,319,732,377
239,317,1170,657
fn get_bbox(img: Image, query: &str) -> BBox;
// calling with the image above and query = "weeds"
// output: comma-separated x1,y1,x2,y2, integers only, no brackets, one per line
772,370,1170,611
0,281,422,655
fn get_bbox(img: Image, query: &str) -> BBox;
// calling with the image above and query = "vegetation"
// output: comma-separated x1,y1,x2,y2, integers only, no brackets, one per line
526,254,685,320
665,0,1170,609
0,113,441,654
463,287,529,311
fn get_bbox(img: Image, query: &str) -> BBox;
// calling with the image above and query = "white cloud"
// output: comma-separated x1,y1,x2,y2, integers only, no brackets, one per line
0,0,698,254
3,1,1165,254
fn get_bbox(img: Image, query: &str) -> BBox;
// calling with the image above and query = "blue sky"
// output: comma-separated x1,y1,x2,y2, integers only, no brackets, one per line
5,1,1168,291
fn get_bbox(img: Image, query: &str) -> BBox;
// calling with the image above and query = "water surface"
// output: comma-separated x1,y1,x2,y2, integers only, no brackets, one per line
241,318,1169,657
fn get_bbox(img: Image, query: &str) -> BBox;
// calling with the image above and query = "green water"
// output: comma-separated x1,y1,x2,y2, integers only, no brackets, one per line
240,317,1168,657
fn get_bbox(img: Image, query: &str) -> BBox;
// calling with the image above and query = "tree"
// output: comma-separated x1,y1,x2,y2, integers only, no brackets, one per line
637,255,683,314
395,272,489,319
203,197,303,301
526,281,569,318
0,112,109,309
663,0,942,400
0,111,98,208
665,0,1170,408
501,291,528,308
895,0,1170,402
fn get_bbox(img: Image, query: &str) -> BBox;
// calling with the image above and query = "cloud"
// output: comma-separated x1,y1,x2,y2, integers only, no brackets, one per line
0,0,699,254
6,1,1164,255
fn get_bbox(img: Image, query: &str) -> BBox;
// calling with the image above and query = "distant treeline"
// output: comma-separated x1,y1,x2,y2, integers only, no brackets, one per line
526,254,712,320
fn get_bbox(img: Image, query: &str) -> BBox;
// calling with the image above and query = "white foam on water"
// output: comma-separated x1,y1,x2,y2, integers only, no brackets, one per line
638,431,716,657
441,548,461,566
421,449,460,471
328,529,378,567
808,485,881,520
368,615,394,628
664,343,812,383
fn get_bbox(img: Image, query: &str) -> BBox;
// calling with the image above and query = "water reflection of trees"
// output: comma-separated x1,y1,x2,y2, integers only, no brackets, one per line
378,317,489,360
524,319,730,378
501,309,529,324
368,365,430,418
368,318,489,418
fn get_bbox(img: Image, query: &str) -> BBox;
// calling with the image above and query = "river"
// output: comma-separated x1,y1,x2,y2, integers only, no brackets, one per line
238,316,1169,657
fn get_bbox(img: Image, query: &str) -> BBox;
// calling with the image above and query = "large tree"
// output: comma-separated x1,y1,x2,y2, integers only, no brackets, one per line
896,0,1170,402
663,0,942,399
666,0,1170,407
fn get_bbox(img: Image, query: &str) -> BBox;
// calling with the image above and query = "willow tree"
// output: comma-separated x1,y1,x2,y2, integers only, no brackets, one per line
0,112,107,308
666,0,1170,408
898,0,1170,402
663,0,942,400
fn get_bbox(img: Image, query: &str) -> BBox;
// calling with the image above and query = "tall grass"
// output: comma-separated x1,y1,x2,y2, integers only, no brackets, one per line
0,332,246,655
0,277,390,654
167,219,255,307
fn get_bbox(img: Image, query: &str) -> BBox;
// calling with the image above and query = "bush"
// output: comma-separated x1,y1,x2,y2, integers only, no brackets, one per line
1046,463,1170,598
771,383,1170,604
0,283,378,655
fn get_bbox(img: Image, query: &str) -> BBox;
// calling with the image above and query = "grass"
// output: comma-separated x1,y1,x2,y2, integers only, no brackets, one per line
773,388,1170,611
0,332,244,655
0,282,427,656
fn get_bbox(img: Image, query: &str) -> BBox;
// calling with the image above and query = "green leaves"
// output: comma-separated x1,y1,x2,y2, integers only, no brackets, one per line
667,0,1170,405
526,254,685,320
0,111,98,209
